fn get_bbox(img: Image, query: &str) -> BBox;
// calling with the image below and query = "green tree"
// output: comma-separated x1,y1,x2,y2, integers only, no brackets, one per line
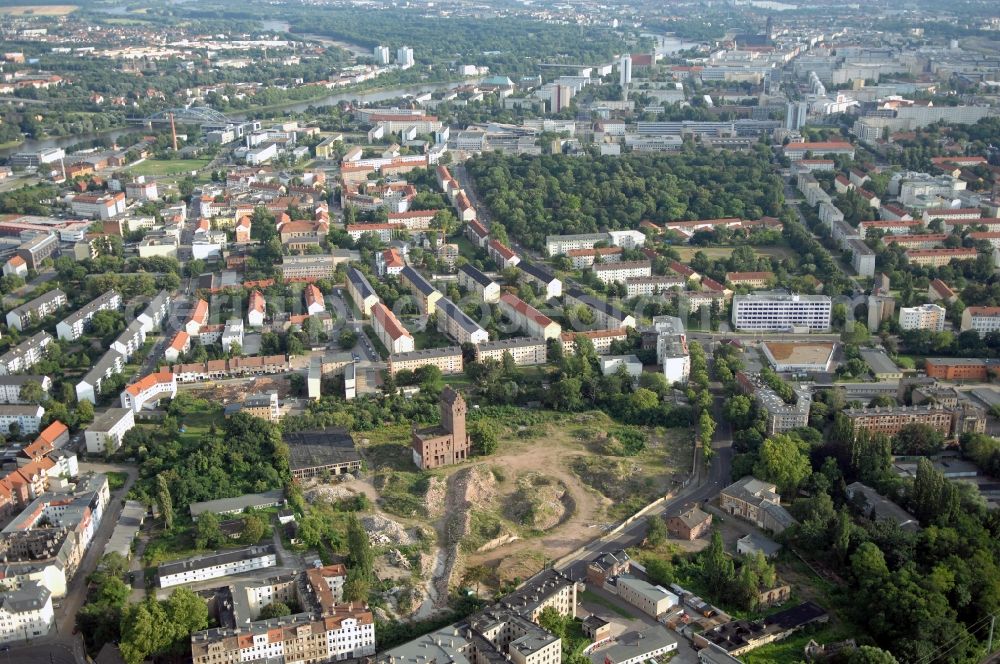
18,380,45,404
469,419,500,456
753,434,811,496
258,602,292,620
156,474,174,530
194,512,225,549
241,513,267,544
847,646,899,664
702,530,735,591
893,423,945,455
346,515,374,578
537,606,567,640
76,399,95,424
645,515,666,547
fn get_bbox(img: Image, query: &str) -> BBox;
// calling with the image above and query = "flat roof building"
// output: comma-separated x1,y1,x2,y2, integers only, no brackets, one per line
732,291,832,333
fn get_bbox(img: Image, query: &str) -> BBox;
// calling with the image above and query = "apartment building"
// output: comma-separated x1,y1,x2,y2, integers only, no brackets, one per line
387,347,464,377
190,584,374,664
518,261,562,299
0,375,50,404
171,356,289,383
546,232,611,257
731,291,832,333
0,582,53,644
960,307,1000,336
137,291,171,334
474,338,548,366
884,234,950,250
346,223,404,242
280,252,357,281
719,477,797,534
84,408,135,455
5,289,67,332
110,320,146,360
436,297,489,345
488,239,520,269
56,290,121,341
859,220,922,237
372,303,415,354
120,370,177,412
466,219,490,248
625,276,685,298
567,246,623,268
922,207,981,226
499,294,561,340
0,405,44,435
563,288,636,329
458,265,500,304
845,404,955,439
560,328,628,355
75,350,125,404
592,260,652,285
899,304,947,332
905,248,979,267
158,545,277,589
0,332,53,376
400,266,442,315
345,268,379,317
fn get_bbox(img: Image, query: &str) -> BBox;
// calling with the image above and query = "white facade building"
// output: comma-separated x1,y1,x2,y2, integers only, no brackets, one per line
731,291,832,333
85,407,136,455
899,304,946,332
158,546,277,588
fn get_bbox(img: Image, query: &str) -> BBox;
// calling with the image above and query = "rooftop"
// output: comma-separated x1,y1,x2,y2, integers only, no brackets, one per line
282,428,360,471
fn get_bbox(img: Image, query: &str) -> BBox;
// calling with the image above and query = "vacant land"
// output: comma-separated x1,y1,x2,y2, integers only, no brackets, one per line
0,4,77,14
126,158,211,177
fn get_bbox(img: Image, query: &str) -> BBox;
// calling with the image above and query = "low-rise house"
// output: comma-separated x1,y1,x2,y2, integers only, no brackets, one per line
666,506,712,541
616,577,678,618
189,490,285,520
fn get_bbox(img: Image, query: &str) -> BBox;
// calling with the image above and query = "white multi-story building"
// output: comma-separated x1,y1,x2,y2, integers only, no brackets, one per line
545,232,611,257
247,291,266,328
625,276,685,298
215,321,241,354
5,289,67,331
458,265,501,304
374,45,390,65
592,260,652,285
346,268,380,317
164,331,190,363
372,303,415,354
0,375,51,404
110,320,147,360
961,307,1000,336
436,297,489,345
397,46,414,68
0,404,44,435
0,333,53,375
56,290,121,341
158,545,277,588
499,294,561,340
731,291,832,333
85,407,135,455
136,291,171,334
120,371,177,412
899,304,946,332
474,338,548,366
0,582,53,643
518,261,562,300
76,350,125,404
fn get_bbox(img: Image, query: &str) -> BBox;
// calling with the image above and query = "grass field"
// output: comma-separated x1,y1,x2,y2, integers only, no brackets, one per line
0,4,77,14
126,158,210,177
673,245,796,262
579,589,635,618
107,471,129,491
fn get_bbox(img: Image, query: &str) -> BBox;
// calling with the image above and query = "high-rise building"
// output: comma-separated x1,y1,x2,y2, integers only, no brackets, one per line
374,45,390,65
620,54,632,86
397,46,414,68
785,101,809,130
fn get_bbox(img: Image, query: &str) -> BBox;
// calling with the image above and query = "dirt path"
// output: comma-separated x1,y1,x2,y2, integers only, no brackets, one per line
461,443,613,577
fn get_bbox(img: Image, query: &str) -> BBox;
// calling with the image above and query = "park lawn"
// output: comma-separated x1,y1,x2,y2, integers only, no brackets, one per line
126,158,211,176
177,404,224,448
410,325,452,351
673,245,795,262
741,623,854,664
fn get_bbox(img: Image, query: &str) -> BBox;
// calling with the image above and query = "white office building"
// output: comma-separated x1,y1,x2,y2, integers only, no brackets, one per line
731,291,832,333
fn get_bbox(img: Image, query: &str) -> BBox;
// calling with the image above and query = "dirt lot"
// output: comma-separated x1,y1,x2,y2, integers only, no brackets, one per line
180,375,293,404
0,4,77,14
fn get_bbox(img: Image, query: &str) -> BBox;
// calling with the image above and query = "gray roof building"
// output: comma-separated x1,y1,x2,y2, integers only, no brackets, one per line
189,490,286,519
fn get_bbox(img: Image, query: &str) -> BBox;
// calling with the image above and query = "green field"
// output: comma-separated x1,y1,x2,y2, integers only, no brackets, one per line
126,158,210,177
674,245,796,262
